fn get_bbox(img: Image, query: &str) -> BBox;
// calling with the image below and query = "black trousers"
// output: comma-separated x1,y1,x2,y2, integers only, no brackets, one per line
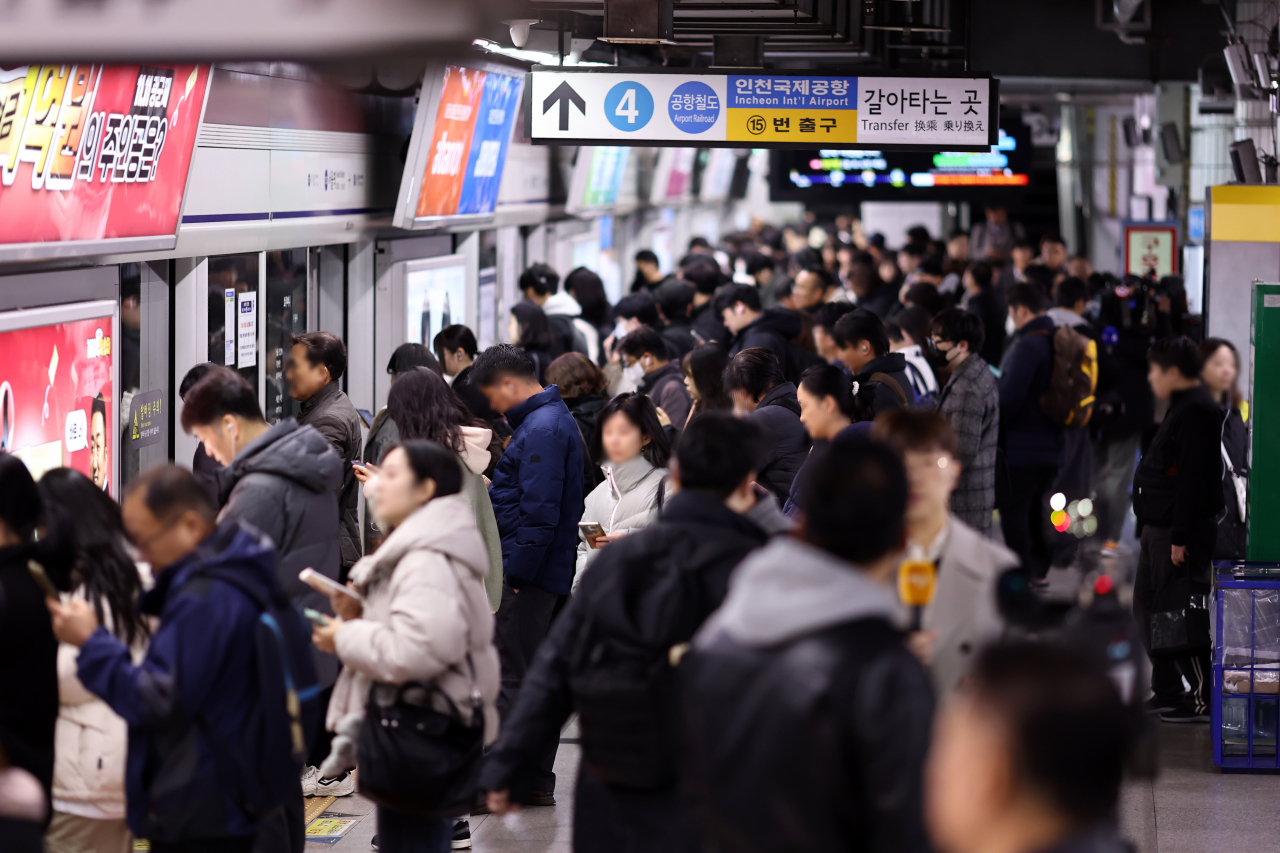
251,778,305,853
494,579,562,793
1133,524,1214,713
1000,464,1059,580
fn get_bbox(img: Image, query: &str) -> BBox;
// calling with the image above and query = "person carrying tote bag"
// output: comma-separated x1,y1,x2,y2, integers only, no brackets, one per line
312,441,500,853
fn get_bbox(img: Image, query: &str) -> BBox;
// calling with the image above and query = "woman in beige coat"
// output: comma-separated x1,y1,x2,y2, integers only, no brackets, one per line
313,440,500,853
38,469,151,853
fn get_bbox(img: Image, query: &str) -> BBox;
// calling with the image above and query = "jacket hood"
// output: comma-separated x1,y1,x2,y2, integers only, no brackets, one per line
699,536,902,648
1016,314,1058,337
352,494,490,591
542,291,582,318
507,385,565,429
565,392,608,416
219,419,343,501
853,351,908,379
459,425,493,475
747,307,803,340
1047,306,1087,328
757,381,801,415
146,520,278,614
602,454,661,497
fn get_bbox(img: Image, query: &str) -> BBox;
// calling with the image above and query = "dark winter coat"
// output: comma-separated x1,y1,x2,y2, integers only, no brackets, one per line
0,543,58,824
748,382,810,503
782,422,871,518
662,320,699,360
1094,326,1157,442
76,522,286,843
1134,384,1225,548
998,315,1064,468
478,490,770,852
729,308,819,384
1217,402,1249,560
296,380,364,569
682,537,934,853
858,281,900,318
851,352,917,415
638,362,693,436
962,286,1007,366
564,392,608,498
488,385,586,595
936,354,1000,535
689,300,727,346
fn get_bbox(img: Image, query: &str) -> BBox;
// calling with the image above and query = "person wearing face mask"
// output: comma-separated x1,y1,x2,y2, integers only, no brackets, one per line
180,366,350,803
312,441,500,853
619,326,693,436
784,364,879,517
930,309,1000,537
872,410,1017,695
573,393,671,590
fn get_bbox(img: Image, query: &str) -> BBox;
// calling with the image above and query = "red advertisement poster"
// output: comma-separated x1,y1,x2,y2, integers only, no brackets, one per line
0,313,115,494
416,66,485,218
0,63,209,256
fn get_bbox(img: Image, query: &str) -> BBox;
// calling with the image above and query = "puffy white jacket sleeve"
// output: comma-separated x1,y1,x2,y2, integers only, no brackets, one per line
335,551,470,686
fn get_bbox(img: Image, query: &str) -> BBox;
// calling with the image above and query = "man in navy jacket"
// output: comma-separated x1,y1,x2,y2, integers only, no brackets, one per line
475,343,585,804
998,282,1065,581
49,465,291,853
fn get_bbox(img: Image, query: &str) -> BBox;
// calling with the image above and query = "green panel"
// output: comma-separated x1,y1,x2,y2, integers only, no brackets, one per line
1249,284,1280,560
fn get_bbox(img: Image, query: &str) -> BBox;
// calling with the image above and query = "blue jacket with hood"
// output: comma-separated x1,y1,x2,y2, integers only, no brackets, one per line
76,521,282,844
488,385,585,595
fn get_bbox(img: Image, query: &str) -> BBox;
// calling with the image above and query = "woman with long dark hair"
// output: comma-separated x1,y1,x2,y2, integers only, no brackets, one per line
573,393,670,589
0,454,60,853
358,367,503,612
563,267,611,362
509,301,555,384
783,365,880,517
38,468,149,853
1200,337,1249,560
680,344,732,427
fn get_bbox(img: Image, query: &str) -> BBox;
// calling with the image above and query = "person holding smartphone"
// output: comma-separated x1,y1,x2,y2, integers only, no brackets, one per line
573,393,671,591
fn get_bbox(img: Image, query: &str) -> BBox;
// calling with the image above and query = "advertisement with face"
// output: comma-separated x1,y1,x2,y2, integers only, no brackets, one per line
0,307,116,493
0,64,210,259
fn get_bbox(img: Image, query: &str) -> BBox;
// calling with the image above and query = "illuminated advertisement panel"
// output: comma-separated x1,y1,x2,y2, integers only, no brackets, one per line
415,66,522,221
0,64,210,260
0,301,118,495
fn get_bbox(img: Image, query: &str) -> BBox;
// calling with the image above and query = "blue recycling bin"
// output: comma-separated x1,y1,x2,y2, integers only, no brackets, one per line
1213,563,1280,772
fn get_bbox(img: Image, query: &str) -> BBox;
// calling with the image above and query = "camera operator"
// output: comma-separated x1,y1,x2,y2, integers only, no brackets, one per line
1133,337,1223,723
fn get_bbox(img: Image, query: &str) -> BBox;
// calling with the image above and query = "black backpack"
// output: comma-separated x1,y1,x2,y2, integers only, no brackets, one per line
568,532,723,790
197,566,322,819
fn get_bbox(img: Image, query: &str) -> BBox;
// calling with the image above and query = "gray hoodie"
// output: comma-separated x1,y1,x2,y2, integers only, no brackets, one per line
698,536,903,648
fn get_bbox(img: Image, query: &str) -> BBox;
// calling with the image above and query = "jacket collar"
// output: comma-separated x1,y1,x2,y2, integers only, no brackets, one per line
1015,314,1057,337
660,490,767,542
638,361,681,395
602,454,659,496
757,381,799,412
852,351,907,379
506,385,564,429
299,379,342,418
1169,383,1214,411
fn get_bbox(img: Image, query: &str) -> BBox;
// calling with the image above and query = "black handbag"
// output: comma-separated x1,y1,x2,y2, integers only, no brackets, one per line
1148,573,1212,660
357,658,485,817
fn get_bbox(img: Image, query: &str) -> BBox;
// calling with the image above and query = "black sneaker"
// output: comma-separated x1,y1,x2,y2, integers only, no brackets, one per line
522,790,556,807
1144,696,1177,715
370,836,378,852
453,819,472,850
1160,704,1210,723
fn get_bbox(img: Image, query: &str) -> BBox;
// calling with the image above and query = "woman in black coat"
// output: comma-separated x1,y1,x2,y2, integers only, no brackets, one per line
509,301,556,385
1201,338,1249,560
0,455,61,852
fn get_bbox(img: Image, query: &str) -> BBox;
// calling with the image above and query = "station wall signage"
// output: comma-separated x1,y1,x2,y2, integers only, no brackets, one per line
0,64,210,260
527,69,996,151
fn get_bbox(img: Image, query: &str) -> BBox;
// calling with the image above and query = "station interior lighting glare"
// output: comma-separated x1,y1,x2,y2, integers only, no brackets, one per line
472,38,610,66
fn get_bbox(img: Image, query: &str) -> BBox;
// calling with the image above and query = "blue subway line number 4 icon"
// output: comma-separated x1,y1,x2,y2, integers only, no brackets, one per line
605,81,654,132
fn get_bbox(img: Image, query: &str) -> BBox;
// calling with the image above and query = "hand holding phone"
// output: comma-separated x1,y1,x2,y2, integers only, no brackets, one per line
299,568,364,602
578,521,605,549
303,608,332,627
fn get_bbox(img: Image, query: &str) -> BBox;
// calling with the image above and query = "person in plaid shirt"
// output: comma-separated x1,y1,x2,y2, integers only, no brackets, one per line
929,309,999,536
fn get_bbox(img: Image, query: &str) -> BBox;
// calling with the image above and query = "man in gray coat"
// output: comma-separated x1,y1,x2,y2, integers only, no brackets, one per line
287,331,364,575
179,365,349,850
930,309,1000,536
619,325,693,433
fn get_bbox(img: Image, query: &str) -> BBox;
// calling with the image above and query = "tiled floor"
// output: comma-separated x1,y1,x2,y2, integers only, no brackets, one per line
313,718,1280,853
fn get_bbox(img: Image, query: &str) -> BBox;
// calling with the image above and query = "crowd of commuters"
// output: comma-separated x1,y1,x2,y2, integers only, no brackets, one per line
0,207,1247,853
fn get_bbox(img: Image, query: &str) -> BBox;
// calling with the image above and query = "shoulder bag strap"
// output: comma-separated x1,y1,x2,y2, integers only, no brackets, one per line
869,372,909,405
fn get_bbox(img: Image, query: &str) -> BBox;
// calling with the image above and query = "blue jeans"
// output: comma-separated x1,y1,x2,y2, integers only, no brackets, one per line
376,809,450,853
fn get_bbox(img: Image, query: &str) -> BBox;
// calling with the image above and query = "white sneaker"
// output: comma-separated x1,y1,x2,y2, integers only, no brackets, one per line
301,765,321,797
312,770,356,797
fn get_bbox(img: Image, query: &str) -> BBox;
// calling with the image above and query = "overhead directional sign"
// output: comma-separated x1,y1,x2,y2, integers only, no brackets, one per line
526,68,997,150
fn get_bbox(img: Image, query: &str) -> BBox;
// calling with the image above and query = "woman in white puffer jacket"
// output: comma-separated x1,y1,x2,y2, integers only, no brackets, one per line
574,392,671,590
38,469,152,853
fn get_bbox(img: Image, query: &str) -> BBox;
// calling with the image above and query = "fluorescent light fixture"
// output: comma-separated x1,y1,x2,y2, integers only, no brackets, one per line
472,38,610,66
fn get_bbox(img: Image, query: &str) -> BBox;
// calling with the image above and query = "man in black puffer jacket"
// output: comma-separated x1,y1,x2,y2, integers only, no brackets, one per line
479,415,777,853
832,308,916,414
716,283,819,384
722,348,810,503
681,438,933,853
1132,336,1224,724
